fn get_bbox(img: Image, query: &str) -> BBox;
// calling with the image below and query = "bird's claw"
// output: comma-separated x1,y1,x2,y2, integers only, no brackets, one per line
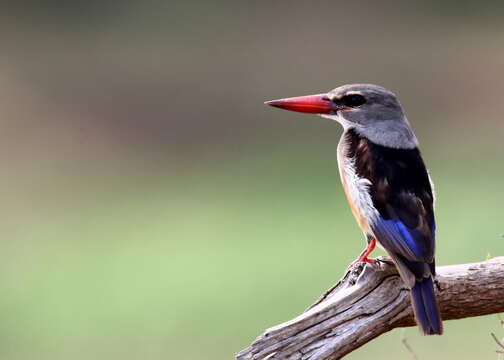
347,256,377,271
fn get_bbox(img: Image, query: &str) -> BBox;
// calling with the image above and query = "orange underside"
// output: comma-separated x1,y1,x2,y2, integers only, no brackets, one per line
340,173,371,235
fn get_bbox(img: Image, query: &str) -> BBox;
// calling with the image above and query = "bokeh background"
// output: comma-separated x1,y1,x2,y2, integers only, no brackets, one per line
1,1,503,359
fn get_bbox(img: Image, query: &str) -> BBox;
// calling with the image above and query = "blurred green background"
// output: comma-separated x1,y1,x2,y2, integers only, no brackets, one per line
1,1,503,359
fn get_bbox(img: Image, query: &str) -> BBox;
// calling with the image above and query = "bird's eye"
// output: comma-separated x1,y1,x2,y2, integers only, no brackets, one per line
342,94,366,107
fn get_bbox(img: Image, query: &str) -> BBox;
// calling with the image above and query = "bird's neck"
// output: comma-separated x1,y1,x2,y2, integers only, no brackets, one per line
347,120,419,150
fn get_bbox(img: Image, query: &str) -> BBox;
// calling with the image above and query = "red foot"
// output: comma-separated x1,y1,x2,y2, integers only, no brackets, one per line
357,256,377,264
349,237,377,267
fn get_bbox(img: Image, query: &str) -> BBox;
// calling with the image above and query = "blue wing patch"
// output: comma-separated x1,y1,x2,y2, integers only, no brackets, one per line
371,216,434,262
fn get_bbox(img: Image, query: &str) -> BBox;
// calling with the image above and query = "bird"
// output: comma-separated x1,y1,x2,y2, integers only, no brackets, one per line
265,84,442,335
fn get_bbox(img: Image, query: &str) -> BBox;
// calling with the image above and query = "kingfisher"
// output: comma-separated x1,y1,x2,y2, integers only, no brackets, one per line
265,84,442,335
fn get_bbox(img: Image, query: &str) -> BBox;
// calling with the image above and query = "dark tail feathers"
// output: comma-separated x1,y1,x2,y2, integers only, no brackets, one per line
410,277,443,335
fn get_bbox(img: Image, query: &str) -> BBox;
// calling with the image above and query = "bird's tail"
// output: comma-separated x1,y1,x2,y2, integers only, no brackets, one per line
410,276,443,335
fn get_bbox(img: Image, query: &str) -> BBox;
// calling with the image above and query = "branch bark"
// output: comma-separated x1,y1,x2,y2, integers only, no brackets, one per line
236,257,504,360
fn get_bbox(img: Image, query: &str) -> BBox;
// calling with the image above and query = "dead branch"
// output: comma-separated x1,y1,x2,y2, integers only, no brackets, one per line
236,257,504,360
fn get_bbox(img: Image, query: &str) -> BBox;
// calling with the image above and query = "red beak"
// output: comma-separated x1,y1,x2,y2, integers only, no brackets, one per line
264,94,336,114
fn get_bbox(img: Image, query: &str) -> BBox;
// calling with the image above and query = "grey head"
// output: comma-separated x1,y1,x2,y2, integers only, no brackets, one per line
266,83,419,149
323,84,418,149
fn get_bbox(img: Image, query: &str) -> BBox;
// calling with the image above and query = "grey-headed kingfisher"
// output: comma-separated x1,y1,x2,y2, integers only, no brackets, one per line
265,84,442,335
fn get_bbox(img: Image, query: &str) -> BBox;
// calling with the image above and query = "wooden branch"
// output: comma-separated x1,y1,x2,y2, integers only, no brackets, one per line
236,257,504,360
